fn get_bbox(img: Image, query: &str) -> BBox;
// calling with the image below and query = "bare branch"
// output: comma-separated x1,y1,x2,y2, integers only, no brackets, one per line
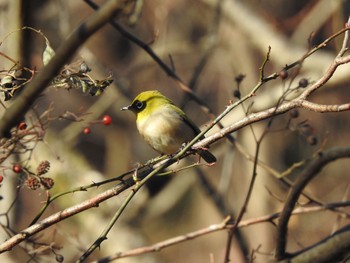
277,224,350,263
92,201,350,262
275,147,350,260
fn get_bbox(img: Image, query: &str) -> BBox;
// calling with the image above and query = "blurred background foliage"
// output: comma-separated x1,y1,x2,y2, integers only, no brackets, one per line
0,0,350,262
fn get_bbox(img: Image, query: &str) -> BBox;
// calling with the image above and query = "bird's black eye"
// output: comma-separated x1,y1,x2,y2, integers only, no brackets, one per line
135,101,144,109
133,100,145,111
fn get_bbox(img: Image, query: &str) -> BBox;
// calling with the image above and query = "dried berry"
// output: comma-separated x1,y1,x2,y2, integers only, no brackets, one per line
36,161,51,176
289,109,299,119
279,69,288,80
26,177,40,190
299,78,309,88
41,177,54,190
233,89,241,99
235,74,245,84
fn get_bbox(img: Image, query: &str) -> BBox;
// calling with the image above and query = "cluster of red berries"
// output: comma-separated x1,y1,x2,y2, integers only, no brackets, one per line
0,163,23,185
83,115,112,134
1,122,28,184
10,161,54,190
0,164,23,186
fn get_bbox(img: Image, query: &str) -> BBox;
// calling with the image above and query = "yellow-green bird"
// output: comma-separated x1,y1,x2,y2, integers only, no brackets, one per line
121,90,216,163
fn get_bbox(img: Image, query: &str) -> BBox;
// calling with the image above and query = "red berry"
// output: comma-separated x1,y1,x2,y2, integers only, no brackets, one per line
12,164,22,173
83,127,91,134
102,115,112,125
18,121,27,130
0,175,3,183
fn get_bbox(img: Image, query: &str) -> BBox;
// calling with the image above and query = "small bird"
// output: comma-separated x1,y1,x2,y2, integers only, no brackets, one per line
121,90,216,163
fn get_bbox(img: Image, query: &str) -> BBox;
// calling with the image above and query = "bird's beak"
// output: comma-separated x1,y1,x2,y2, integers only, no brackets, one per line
120,105,130,111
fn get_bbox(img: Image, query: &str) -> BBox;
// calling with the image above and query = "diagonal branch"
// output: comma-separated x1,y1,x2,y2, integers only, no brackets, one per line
195,54,350,150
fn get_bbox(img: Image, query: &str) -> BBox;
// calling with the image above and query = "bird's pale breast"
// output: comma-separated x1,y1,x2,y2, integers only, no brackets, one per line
137,107,196,154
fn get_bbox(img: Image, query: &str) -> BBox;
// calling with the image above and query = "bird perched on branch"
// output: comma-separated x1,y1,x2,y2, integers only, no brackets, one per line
121,90,216,164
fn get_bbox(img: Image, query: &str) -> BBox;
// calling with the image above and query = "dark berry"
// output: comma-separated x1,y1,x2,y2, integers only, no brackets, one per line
235,74,245,83
299,78,309,88
289,109,299,119
233,89,241,99
279,69,288,80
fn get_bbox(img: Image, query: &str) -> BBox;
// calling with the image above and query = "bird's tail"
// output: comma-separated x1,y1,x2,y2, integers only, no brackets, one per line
198,149,216,164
